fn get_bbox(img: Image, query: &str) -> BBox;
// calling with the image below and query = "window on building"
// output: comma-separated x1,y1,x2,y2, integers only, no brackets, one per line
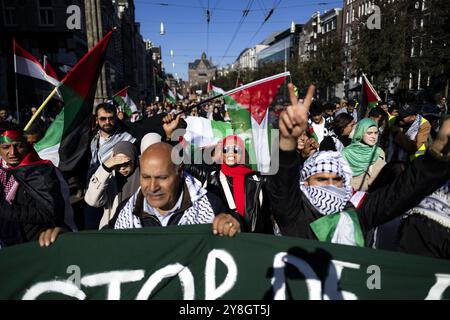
38,0,54,26
346,10,349,24
352,8,355,22
3,0,17,26
422,0,427,10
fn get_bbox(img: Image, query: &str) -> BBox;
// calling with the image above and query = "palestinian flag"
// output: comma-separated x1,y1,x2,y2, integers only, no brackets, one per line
358,73,381,121
307,126,319,142
184,116,232,148
113,87,140,122
187,72,289,172
35,30,114,171
207,81,225,97
166,88,176,104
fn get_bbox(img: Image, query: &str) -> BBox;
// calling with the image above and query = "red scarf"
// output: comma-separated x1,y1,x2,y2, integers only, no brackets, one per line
219,136,254,216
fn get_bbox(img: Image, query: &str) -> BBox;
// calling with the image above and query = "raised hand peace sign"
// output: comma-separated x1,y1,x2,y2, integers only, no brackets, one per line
279,83,316,151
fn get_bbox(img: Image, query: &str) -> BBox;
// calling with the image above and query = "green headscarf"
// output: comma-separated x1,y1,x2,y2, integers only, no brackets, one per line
342,118,382,177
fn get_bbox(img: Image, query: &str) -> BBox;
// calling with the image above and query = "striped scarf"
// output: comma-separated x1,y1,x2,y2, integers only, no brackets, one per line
299,152,364,246
300,151,353,215
90,130,135,166
407,180,450,228
114,173,215,229
396,115,422,162
0,159,19,204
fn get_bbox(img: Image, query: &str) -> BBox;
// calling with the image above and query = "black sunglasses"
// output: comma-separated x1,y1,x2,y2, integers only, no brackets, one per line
223,146,242,154
98,116,115,122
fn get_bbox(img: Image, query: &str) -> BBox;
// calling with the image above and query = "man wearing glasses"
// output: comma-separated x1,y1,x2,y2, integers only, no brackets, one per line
86,103,135,229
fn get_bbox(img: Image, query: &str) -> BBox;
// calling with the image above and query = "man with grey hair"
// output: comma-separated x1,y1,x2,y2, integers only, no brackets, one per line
110,142,240,236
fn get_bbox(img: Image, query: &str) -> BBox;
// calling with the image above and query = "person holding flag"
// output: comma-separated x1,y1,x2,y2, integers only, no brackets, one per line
113,86,141,123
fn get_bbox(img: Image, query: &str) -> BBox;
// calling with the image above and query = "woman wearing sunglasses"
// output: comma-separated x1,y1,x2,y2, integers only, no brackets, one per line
84,141,141,229
187,135,274,234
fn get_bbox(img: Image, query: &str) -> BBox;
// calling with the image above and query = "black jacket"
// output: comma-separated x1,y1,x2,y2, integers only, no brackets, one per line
0,164,66,247
185,164,274,234
399,214,450,259
267,149,450,245
108,178,231,228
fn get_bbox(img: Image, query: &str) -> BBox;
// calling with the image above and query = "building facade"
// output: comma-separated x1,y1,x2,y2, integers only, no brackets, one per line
0,0,87,114
0,0,158,113
235,44,268,71
256,24,302,68
188,52,217,87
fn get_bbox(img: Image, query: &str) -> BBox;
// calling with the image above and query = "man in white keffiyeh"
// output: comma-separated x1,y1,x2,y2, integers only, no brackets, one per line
268,84,450,249
299,151,353,216
110,143,241,237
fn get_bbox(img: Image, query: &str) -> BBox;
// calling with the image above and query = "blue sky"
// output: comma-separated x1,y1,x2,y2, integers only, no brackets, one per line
135,0,343,80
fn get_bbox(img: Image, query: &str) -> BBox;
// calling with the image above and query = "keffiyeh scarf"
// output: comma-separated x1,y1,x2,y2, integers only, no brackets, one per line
300,151,353,215
300,151,364,246
395,115,423,162
0,159,19,204
114,173,215,229
407,180,450,228
90,130,135,166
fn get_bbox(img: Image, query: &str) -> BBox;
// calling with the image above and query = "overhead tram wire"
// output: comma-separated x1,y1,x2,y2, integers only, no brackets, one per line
218,0,255,67
244,0,283,50
135,1,341,12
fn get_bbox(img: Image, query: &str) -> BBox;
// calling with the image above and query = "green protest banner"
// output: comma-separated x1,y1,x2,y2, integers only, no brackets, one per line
0,224,449,300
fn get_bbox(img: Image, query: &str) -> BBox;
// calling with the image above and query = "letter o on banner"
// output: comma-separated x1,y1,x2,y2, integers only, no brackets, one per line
136,263,195,300
22,280,86,300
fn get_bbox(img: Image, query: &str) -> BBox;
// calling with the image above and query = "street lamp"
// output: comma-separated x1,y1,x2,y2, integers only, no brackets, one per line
285,21,295,72
160,22,165,35
170,49,174,58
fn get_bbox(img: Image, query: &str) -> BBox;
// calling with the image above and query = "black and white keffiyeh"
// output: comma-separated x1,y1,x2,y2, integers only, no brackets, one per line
114,173,215,229
395,115,423,161
404,114,422,141
90,130,135,166
300,151,353,215
408,180,450,228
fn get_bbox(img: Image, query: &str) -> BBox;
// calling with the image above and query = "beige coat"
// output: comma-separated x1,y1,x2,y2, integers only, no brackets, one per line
351,150,386,192
84,166,122,229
